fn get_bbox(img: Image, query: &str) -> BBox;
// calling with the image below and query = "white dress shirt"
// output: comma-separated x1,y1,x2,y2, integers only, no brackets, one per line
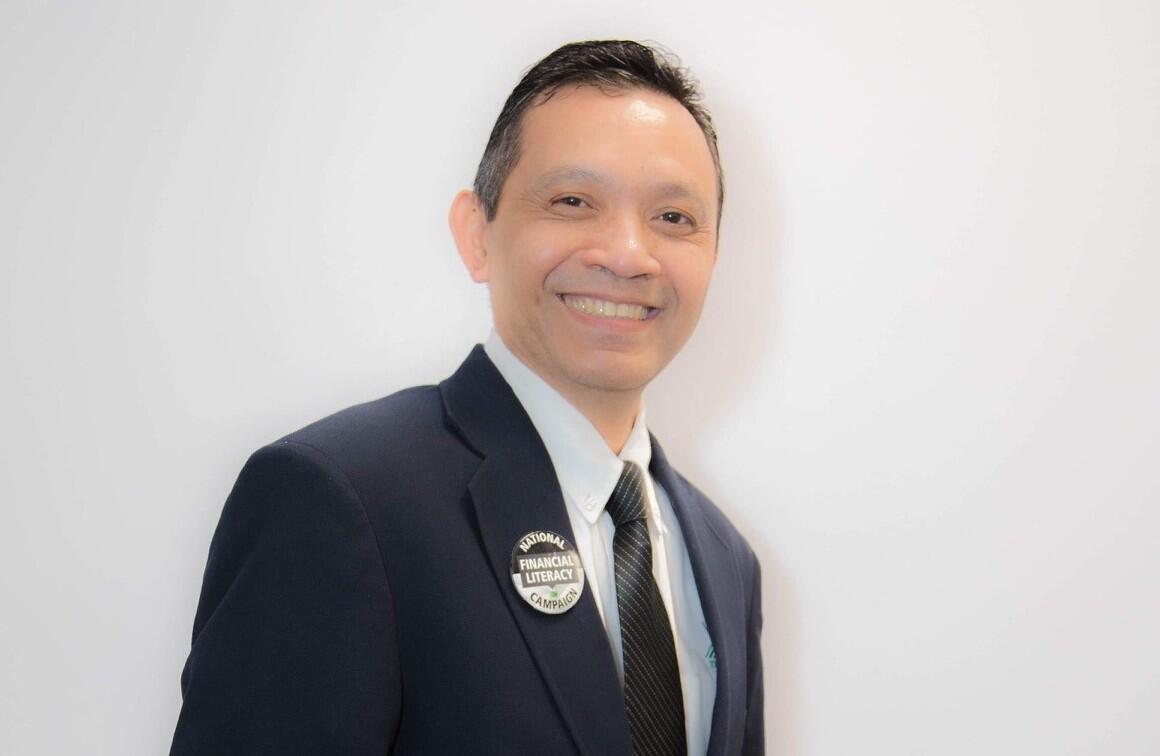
485,332,716,755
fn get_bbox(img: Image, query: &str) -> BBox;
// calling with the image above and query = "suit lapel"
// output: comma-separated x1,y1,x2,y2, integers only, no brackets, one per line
441,347,633,756
650,438,746,756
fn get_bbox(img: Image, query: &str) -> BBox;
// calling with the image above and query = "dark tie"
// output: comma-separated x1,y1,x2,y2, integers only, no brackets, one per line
606,461,687,756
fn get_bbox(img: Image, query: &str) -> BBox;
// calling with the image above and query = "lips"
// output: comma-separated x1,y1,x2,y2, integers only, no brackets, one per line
559,294,657,321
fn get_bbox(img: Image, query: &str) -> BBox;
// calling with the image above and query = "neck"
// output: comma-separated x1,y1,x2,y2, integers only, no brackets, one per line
490,333,645,454
556,384,643,455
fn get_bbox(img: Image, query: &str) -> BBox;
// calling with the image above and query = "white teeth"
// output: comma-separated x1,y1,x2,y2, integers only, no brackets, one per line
563,295,650,321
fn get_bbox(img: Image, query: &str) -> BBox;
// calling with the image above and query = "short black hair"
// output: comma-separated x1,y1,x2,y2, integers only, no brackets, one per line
473,40,724,227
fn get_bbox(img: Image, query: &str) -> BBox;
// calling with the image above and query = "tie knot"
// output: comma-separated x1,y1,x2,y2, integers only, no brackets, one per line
605,461,647,527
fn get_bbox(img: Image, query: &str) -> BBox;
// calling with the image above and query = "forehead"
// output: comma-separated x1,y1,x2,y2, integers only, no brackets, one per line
510,85,717,202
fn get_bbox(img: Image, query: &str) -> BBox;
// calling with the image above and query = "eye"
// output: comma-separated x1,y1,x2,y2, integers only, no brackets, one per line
657,210,695,226
553,195,588,208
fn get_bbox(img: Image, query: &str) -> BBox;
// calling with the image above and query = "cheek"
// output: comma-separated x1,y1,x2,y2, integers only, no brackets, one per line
667,256,715,308
531,245,568,276
519,230,580,288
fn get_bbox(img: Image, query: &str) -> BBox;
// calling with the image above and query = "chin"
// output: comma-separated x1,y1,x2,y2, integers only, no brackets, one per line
564,355,663,395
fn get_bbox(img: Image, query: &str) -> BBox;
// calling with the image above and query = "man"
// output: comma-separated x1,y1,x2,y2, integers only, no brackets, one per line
171,40,763,756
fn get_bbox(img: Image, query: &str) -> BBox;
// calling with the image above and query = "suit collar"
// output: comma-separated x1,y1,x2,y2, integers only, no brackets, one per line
483,332,656,528
650,437,745,756
441,346,634,756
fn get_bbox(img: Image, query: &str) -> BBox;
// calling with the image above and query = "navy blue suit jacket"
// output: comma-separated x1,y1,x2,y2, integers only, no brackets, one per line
171,346,763,755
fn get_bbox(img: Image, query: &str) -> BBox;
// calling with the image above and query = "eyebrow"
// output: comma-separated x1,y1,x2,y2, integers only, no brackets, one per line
651,181,709,217
528,165,610,195
529,164,709,217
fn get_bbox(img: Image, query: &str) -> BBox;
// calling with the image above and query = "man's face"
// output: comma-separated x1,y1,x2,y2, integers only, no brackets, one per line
479,85,719,400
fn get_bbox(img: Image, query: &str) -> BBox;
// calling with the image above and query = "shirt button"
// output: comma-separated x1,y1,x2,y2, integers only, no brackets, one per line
584,496,598,511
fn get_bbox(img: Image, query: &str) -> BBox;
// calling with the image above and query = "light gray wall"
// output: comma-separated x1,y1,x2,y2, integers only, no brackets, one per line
2,2,1157,754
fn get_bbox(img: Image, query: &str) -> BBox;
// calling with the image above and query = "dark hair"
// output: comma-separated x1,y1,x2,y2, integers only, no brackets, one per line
473,40,724,227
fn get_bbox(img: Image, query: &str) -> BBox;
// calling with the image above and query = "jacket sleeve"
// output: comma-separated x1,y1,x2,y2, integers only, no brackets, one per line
741,551,765,756
170,440,400,755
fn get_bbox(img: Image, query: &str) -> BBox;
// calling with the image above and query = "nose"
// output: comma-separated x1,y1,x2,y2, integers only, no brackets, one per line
578,212,662,279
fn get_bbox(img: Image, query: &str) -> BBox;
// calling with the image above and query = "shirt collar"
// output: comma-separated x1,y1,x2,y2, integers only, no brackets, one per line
484,331,654,526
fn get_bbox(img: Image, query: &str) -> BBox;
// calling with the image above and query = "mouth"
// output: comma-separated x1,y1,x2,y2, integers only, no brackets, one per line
559,294,658,322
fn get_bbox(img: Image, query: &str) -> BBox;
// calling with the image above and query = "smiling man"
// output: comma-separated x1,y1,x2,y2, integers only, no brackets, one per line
172,40,763,756
451,81,718,452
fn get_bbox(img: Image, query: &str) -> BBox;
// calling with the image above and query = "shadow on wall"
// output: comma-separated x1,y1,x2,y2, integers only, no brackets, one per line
647,94,799,755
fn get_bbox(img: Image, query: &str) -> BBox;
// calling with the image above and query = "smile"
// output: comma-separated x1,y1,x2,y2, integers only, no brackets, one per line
560,294,656,321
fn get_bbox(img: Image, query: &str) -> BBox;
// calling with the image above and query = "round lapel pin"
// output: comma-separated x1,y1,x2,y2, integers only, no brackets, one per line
510,530,585,615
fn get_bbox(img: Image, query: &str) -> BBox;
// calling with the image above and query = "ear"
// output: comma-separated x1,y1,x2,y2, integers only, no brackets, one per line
448,189,490,283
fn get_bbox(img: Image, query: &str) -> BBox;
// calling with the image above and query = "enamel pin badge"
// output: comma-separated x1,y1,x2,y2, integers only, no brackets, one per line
510,530,585,615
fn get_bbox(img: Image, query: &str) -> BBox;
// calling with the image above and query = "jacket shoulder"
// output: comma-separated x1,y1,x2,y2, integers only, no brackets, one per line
669,466,760,575
278,385,442,448
255,384,468,490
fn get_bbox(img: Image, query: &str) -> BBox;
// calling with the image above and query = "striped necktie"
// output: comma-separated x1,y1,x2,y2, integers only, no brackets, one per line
606,461,687,756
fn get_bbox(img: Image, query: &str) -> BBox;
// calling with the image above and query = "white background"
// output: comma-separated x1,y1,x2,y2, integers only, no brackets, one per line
2,1,1157,754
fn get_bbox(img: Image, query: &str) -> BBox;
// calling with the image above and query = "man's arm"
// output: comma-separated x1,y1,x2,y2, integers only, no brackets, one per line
171,441,400,755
